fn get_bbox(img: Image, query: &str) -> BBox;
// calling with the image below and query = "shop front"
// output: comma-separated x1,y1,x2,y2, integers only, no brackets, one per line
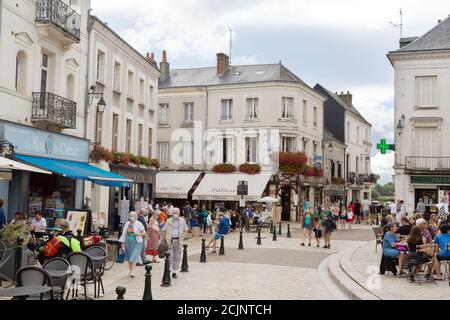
108,164,157,232
0,120,130,227
411,176,450,214
155,171,203,208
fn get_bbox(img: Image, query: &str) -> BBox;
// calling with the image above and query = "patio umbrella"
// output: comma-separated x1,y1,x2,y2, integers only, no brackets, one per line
257,196,280,203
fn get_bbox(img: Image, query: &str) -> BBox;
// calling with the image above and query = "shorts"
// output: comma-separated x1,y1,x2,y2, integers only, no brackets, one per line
363,210,369,217
436,254,450,262
214,232,222,241
313,228,322,238
339,215,347,221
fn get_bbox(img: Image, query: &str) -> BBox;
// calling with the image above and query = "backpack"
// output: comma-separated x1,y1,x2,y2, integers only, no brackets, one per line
43,237,63,258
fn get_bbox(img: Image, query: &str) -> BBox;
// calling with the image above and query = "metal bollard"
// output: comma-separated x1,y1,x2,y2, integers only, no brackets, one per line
161,252,172,287
181,244,189,273
142,265,153,300
219,236,225,256
116,286,126,300
278,222,282,235
238,231,244,250
257,226,262,245
273,225,277,241
200,239,207,263
287,224,291,238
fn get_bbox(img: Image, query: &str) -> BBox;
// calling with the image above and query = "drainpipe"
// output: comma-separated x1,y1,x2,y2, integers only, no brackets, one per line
203,86,209,172
84,10,94,140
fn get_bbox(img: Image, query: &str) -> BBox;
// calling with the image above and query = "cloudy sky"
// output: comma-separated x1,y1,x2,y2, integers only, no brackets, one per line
91,0,450,184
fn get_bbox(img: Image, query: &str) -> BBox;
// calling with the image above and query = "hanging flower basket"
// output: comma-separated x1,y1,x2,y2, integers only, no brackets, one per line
302,165,315,177
112,152,131,166
239,163,261,175
90,144,113,163
212,164,237,174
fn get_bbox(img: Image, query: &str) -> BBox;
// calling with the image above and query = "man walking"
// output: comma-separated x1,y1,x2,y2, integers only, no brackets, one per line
182,201,193,230
162,208,188,279
354,199,361,224
416,198,426,216
137,209,151,266
362,197,370,225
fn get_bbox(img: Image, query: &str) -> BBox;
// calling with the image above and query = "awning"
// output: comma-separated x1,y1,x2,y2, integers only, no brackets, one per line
156,172,202,199
15,155,132,187
192,173,272,201
0,156,51,175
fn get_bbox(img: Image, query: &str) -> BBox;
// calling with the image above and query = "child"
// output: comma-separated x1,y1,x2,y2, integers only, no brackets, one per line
346,207,354,230
313,215,323,248
340,206,347,231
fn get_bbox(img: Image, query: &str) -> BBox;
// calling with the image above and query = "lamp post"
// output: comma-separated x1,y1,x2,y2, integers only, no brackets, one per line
88,86,107,145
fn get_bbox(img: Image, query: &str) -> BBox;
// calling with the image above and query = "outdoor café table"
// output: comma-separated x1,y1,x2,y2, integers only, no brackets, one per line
47,270,72,280
0,286,52,300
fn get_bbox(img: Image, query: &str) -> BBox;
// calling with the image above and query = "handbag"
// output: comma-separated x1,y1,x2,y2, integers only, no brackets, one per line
116,248,126,263
158,239,169,259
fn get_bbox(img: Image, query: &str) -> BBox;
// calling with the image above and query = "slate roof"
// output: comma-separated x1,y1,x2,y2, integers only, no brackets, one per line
159,63,315,91
315,84,372,127
324,128,345,146
391,16,450,53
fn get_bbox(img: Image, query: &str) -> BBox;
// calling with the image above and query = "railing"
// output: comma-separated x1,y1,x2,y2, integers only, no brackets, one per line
32,92,77,129
36,0,81,41
301,175,326,185
405,156,450,173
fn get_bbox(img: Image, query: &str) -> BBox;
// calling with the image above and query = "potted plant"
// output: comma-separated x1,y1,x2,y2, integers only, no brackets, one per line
90,144,113,163
314,167,325,177
212,164,237,174
149,159,160,169
239,163,261,175
302,165,315,177
0,223,31,247
112,152,131,166
139,156,150,168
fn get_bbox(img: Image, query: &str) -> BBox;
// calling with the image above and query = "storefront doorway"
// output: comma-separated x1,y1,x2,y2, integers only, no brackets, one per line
280,186,292,221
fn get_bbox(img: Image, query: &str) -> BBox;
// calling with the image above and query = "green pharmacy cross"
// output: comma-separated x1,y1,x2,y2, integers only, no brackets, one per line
377,139,395,155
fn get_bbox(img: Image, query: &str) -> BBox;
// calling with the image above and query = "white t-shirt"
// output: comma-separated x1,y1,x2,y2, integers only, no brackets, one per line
31,217,47,233
362,200,370,211
436,202,449,214
389,203,397,214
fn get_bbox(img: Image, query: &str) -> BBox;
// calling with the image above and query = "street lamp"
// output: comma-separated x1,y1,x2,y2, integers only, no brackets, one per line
396,114,406,136
88,85,107,145
327,142,334,153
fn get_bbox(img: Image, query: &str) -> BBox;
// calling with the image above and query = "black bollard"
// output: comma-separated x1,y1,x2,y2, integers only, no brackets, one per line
287,224,291,238
116,286,126,300
278,222,282,235
181,244,189,273
203,222,207,235
238,231,244,250
200,239,207,263
219,236,225,255
257,226,262,245
142,265,153,300
273,225,277,241
161,252,172,287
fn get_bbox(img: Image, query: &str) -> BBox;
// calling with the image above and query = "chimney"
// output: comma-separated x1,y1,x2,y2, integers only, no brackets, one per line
338,91,353,107
217,53,229,76
159,50,170,82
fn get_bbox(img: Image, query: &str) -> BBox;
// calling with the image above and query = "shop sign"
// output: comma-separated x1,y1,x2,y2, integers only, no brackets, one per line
411,176,450,185
0,121,89,162
115,168,154,184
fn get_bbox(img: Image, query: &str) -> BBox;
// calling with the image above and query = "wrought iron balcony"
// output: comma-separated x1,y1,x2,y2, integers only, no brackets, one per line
405,157,450,174
36,0,81,42
32,92,77,129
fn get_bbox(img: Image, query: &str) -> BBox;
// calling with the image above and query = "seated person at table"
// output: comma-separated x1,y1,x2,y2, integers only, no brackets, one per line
30,211,47,238
10,212,28,226
37,220,81,265
406,226,434,282
229,210,239,232
398,217,412,236
416,219,433,244
432,224,450,281
383,223,407,275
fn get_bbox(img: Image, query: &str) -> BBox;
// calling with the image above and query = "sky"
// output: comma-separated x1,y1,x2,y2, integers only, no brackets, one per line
90,0,450,185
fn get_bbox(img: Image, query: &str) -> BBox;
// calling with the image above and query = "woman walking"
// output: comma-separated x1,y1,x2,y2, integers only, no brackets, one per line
301,208,314,247
322,212,336,249
146,211,161,263
119,211,147,278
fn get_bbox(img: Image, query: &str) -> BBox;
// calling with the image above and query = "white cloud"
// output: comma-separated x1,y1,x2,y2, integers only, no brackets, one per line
371,151,395,185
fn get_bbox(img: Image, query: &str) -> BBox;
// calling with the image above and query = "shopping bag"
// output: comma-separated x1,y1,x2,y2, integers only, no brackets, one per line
116,248,126,263
158,239,169,259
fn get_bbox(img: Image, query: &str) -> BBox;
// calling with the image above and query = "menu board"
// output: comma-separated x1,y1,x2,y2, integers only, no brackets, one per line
67,210,89,236
119,200,130,224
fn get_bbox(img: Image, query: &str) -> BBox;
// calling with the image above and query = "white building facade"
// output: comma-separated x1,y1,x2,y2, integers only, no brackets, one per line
388,18,450,214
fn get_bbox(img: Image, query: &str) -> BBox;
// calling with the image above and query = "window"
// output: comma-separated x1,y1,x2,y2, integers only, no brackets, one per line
137,124,143,156
356,127,360,144
415,76,438,107
184,103,194,122
414,126,440,157
246,98,259,120
95,108,103,144
112,114,119,151
15,51,27,94
139,78,145,105
147,128,153,158
245,137,258,163
149,85,155,109
96,50,105,82
338,162,342,178
346,154,350,179
302,100,308,124
41,53,49,93
113,61,121,92
281,97,294,119
331,160,336,178
220,99,233,121
159,104,169,124
126,119,132,153
302,139,309,154
356,157,359,174
158,143,169,168
313,107,318,128
313,142,318,159
222,137,232,164
347,122,351,141
127,70,134,98
181,142,193,166
281,137,296,152
66,74,75,101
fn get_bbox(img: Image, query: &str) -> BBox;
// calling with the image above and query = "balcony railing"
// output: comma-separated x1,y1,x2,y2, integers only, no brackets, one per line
32,92,77,129
36,0,81,41
405,157,450,174
301,176,326,185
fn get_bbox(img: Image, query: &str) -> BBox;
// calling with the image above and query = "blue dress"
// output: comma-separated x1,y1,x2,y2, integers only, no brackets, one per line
124,223,143,263
383,232,401,258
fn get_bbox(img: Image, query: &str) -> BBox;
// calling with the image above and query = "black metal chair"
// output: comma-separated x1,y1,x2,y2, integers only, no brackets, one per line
0,241,6,261
42,257,72,300
16,266,54,300
66,252,96,300
84,246,107,298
